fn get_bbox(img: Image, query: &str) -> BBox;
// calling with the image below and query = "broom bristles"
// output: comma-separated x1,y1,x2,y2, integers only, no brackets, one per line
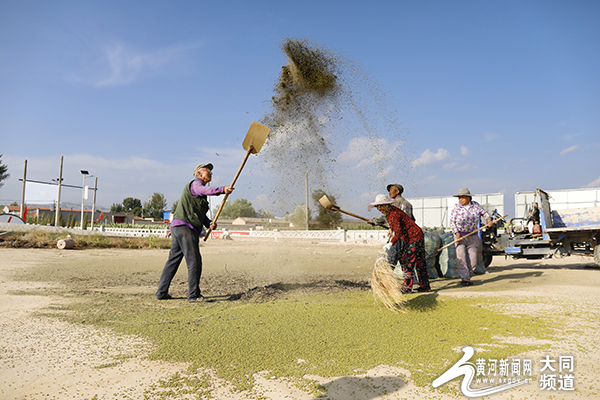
371,253,407,312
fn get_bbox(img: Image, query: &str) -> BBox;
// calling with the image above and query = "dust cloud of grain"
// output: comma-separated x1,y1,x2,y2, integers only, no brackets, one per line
259,38,419,216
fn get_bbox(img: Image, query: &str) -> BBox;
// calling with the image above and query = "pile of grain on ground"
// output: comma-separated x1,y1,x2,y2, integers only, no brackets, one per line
2,245,599,400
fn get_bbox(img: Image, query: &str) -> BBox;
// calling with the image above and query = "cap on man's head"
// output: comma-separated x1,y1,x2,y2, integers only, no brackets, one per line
453,188,472,197
386,184,404,195
193,163,214,177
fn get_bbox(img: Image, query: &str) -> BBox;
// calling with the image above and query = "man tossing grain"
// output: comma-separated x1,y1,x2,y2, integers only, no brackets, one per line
156,163,233,302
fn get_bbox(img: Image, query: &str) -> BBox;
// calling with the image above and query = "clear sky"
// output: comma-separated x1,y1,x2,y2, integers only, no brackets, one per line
1,0,599,218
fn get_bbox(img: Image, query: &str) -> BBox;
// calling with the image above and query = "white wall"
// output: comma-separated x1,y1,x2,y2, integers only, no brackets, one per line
407,193,504,228
515,188,600,218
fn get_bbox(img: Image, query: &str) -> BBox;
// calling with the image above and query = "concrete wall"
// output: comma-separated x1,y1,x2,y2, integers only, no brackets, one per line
515,188,600,219
407,193,505,228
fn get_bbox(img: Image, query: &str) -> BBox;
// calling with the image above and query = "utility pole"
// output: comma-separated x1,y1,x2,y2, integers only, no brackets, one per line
55,156,63,227
305,172,309,231
91,177,98,229
20,160,27,219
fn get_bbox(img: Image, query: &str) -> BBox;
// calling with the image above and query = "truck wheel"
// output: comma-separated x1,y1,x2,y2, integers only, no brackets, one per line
595,245,600,266
483,253,493,268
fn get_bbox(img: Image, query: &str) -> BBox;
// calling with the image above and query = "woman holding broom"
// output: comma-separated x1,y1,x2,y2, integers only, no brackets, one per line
369,194,431,293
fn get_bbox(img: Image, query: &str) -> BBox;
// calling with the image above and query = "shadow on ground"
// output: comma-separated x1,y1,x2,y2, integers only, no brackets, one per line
487,259,599,271
312,375,405,400
194,260,600,303
404,292,440,312
432,270,545,291
206,279,371,302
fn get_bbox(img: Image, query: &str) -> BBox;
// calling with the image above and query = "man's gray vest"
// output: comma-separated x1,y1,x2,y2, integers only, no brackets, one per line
173,180,209,233
394,196,415,221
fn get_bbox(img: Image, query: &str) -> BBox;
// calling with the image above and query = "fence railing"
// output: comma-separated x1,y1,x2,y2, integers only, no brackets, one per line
1,222,390,243
212,228,390,243
92,226,170,238
0,222,171,238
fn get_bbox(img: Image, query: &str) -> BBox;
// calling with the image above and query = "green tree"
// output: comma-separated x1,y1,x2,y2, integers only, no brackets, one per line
257,209,275,219
217,199,258,219
171,200,179,212
110,203,124,213
214,201,229,218
0,154,9,189
312,189,343,229
143,193,168,219
122,197,142,217
40,213,50,225
285,204,309,228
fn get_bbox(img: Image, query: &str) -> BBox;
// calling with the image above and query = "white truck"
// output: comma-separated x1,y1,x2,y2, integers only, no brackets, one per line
483,188,600,266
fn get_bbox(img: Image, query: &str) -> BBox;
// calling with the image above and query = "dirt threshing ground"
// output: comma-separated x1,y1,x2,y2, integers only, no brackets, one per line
1,238,600,400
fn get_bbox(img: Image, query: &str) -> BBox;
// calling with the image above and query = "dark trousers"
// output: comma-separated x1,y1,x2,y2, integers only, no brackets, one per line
156,225,202,300
386,238,430,290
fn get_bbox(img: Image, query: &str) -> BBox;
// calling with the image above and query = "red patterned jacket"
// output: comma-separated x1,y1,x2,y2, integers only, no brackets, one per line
386,207,423,245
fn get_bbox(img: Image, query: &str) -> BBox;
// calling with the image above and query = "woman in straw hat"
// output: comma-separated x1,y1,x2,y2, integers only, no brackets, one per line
449,188,493,286
369,183,415,227
369,194,431,293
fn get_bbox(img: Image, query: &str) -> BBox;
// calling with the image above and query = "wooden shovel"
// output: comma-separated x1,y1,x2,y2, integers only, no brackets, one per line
319,195,388,228
428,214,508,257
203,121,270,241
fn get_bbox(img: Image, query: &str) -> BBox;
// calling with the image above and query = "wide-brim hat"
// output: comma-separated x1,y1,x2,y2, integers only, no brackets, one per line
368,194,396,210
193,163,214,177
453,188,472,197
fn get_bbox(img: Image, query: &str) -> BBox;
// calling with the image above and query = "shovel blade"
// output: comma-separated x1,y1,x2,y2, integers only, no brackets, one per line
242,121,270,154
319,195,335,210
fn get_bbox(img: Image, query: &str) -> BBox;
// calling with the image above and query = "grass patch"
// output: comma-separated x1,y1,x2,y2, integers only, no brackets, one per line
0,230,171,249
53,290,557,394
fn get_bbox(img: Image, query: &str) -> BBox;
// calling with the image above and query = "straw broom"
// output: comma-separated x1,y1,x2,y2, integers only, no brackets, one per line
371,251,407,312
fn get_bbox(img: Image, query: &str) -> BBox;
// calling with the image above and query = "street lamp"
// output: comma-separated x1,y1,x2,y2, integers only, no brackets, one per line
80,170,93,229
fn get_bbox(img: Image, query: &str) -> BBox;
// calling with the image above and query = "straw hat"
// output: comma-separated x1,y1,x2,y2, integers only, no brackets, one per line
453,188,472,197
368,194,395,210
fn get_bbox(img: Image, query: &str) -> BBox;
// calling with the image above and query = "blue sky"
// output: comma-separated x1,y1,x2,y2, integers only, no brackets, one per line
1,0,599,218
